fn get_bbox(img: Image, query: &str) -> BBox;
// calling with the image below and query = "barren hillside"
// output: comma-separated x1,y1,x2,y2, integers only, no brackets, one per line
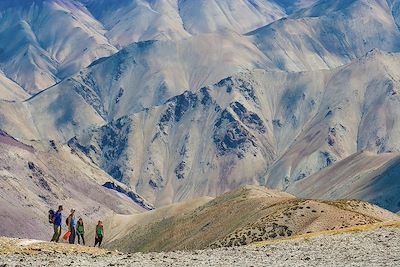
99,186,399,253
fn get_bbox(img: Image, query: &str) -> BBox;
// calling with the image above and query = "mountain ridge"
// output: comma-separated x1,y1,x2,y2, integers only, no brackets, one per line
97,185,399,252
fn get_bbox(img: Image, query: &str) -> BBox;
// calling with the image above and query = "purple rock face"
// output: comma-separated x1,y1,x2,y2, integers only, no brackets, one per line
0,129,34,153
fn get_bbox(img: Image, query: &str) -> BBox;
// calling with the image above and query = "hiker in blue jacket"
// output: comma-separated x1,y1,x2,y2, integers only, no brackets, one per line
50,205,63,242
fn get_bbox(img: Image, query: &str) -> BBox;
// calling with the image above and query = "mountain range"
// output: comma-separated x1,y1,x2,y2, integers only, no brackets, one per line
1,0,400,240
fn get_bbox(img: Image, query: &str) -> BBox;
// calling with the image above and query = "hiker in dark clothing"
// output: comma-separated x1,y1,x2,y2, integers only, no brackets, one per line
66,209,77,244
94,220,104,247
51,205,63,242
77,218,85,245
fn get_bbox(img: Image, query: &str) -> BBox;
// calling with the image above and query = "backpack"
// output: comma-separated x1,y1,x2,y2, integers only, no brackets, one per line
48,210,55,224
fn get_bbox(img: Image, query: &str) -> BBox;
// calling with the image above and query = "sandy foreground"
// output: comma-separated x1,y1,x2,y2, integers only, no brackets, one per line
0,224,399,267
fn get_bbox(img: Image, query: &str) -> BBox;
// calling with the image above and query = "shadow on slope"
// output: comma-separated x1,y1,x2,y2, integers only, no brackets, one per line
287,151,400,213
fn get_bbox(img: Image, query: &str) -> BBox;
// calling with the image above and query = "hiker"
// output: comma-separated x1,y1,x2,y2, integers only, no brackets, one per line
50,205,63,242
66,209,77,244
94,220,104,247
77,218,85,245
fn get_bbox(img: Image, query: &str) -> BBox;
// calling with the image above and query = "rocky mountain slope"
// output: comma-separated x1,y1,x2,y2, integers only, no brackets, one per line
0,71,28,101
16,0,400,130
3,0,397,93
26,31,270,136
82,0,286,46
1,49,400,210
0,0,117,93
0,0,292,93
97,186,399,253
62,50,400,209
248,0,400,71
287,151,400,213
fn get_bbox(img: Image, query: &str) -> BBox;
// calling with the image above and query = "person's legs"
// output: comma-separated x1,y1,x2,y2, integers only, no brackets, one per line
77,233,85,245
55,226,61,242
98,236,103,247
69,228,76,244
52,226,61,242
94,237,99,247
51,224,57,242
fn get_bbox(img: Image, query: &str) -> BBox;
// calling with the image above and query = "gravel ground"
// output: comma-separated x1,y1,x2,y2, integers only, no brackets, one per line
1,227,399,267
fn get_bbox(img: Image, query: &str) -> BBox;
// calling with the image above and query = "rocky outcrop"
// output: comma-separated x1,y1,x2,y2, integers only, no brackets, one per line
103,182,154,211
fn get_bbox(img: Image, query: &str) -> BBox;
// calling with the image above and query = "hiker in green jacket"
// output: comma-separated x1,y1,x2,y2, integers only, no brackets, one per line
94,220,104,247
77,218,85,245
